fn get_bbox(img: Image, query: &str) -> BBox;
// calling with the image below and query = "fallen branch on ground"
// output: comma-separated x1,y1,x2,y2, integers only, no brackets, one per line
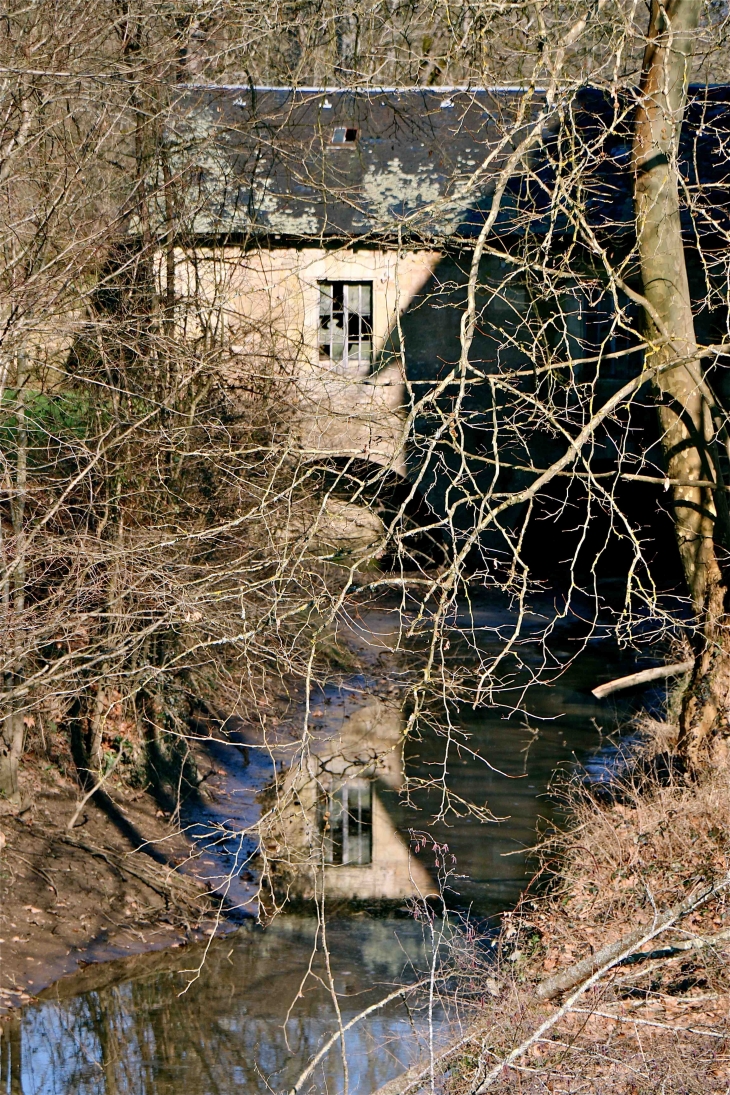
536,880,726,1001
568,1007,726,1038
617,926,730,966
4,848,58,895
468,875,730,1093
372,875,730,1095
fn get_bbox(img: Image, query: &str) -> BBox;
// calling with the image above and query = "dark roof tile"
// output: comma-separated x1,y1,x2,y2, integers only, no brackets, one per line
160,85,730,245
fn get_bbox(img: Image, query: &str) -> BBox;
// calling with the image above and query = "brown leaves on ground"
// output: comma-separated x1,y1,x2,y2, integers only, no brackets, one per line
537,760,730,962
531,753,730,967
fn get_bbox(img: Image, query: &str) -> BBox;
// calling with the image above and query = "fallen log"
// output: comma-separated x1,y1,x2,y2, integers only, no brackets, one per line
616,925,730,966
535,879,720,1000
592,659,693,700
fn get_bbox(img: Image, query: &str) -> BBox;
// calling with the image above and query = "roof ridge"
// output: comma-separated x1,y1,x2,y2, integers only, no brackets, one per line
180,84,542,94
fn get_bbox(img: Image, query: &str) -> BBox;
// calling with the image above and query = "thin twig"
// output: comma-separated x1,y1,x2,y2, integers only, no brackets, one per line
569,1007,726,1039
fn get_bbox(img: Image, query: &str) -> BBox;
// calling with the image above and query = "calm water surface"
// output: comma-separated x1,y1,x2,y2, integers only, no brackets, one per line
4,605,654,1095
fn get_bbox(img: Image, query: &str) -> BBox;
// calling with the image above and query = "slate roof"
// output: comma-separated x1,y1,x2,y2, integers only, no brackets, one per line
166,85,730,245
168,86,544,241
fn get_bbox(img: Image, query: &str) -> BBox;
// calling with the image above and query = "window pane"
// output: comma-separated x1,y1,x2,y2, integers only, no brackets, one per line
346,284,371,317
330,312,345,360
319,283,333,315
345,780,372,865
318,281,372,366
319,789,344,864
319,284,332,358
360,284,371,317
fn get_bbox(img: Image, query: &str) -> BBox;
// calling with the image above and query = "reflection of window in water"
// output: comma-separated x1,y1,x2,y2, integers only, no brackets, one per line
318,779,372,865
318,281,373,368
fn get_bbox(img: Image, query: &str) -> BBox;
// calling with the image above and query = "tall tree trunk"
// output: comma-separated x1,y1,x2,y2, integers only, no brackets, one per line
0,352,27,805
634,0,730,770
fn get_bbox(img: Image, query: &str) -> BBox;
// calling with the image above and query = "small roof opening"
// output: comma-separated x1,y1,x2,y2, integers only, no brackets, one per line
332,126,358,144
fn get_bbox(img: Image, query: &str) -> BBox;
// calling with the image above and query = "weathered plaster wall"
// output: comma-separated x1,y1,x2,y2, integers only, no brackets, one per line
170,244,445,476
165,241,545,558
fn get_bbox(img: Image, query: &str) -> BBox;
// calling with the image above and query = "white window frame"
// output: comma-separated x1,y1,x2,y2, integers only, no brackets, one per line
318,281,373,369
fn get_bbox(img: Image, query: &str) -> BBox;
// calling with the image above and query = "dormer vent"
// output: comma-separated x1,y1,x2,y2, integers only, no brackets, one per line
332,126,358,144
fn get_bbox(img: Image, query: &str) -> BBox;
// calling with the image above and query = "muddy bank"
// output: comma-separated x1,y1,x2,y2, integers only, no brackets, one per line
0,751,230,1014
0,646,315,1017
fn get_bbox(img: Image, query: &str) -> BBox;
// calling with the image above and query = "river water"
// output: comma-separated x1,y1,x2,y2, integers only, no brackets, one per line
3,603,653,1095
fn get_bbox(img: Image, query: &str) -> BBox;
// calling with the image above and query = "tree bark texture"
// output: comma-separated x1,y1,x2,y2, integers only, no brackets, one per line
0,354,27,804
634,0,730,769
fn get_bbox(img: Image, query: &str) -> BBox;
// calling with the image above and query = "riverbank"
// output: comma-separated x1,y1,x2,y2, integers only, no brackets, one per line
0,651,391,1019
0,748,228,1015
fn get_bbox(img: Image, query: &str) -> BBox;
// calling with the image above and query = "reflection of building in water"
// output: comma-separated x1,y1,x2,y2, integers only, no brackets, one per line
319,779,373,865
263,694,433,902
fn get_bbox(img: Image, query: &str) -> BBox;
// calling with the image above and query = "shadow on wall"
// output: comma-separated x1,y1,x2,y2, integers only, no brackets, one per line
377,249,537,572
363,247,682,589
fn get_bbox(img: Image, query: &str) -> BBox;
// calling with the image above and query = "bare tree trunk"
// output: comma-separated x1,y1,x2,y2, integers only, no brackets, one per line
634,0,730,770
0,352,27,804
